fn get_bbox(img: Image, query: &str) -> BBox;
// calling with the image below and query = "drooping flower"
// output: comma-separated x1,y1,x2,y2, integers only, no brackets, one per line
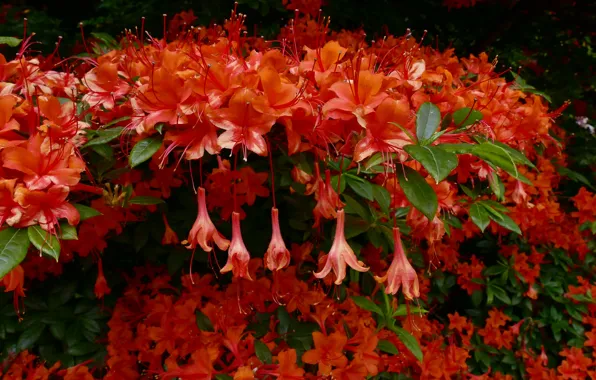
184,187,230,252
94,259,111,299
161,214,179,245
375,227,420,299
314,209,369,284
265,207,290,271
220,211,252,280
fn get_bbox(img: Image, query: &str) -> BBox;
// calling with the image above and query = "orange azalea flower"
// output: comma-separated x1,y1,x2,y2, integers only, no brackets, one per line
234,366,254,379
2,134,85,191
276,349,305,379
375,227,420,300
82,59,130,110
353,98,412,161
314,209,369,285
221,212,252,280
185,187,230,252
210,88,277,159
300,41,346,83
11,185,80,232
62,365,94,380
0,178,18,226
38,95,88,141
302,331,348,375
265,207,290,271
323,70,389,122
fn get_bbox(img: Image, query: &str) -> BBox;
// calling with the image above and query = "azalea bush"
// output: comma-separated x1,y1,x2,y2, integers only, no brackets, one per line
0,5,595,380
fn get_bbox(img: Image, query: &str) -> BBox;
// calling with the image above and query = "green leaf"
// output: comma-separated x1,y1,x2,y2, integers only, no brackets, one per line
17,324,45,351
488,211,521,235
195,310,214,332
392,304,428,317
67,342,98,356
254,340,273,364
128,196,164,205
404,145,458,183
351,296,384,315
372,185,391,216
50,323,66,340
488,284,511,304
478,202,521,234
343,194,370,221
377,339,399,354
346,174,374,201
397,166,438,221
452,107,483,127
0,228,30,279
488,170,505,200
129,137,161,168
277,307,291,335
442,213,462,230
215,375,234,380
344,214,370,239
59,224,78,240
84,127,124,147
440,143,475,154
511,73,552,103
469,203,490,232
472,143,531,185
73,204,102,221
557,166,595,190
393,326,423,362
0,36,22,47
415,102,441,143
28,226,60,261
90,144,114,160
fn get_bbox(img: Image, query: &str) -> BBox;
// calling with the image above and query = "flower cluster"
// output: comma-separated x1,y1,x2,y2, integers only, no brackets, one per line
0,5,595,380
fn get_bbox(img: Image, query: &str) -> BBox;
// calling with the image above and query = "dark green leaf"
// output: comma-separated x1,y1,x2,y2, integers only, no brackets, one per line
416,102,441,143
488,284,511,304
129,137,161,168
377,340,400,354
67,342,98,356
28,226,60,261
128,196,164,205
469,203,490,232
393,326,423,362
397,166,438,221
254,340,273,364
351,296,384,315
277,307,291,335
372,185,391,216
84,127,124,147
343,194,370,221
442,213,462,229
404,145,458,183
73,204,102,221
452,107,483,127
17,324,45,351
344,214,370,239
50,323,66,340
488,170,505,200
0,228,30,279
0,36,22,47
195,310,214,332
346,174,374,201
90,144,114,160
59,224,78,240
